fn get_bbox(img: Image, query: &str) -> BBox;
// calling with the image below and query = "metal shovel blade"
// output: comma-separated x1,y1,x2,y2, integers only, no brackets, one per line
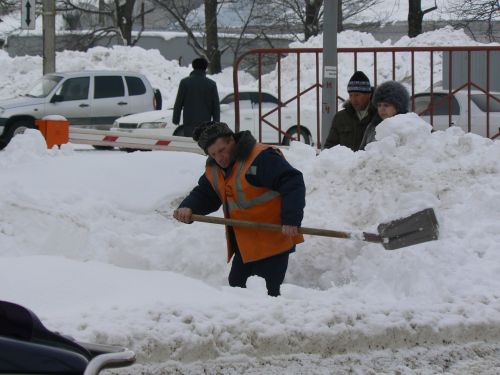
377,208,439,250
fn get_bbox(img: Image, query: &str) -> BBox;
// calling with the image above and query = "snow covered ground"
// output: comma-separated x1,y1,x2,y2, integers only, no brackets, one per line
1,29,500,373
2,113,500,374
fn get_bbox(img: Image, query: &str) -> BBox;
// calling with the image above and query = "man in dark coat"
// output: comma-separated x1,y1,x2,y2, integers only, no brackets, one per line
173,122,306,297
324,71,376,151
172,58,220,137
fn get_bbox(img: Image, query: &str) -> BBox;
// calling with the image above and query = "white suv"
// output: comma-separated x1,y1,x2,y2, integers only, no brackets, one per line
0,70,161,149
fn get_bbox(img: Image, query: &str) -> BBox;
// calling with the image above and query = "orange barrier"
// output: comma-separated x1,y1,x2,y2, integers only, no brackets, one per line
35,119,69,148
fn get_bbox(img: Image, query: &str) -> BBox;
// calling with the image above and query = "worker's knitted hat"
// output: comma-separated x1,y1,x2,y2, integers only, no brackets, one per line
372,81,410,114
192,57,208,71
193,121,234,152
347,71,372,93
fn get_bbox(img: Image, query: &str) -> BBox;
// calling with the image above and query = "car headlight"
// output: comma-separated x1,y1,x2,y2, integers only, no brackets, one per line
138,122,167,129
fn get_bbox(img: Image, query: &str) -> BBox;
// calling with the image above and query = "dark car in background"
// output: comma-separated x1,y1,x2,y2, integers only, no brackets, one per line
412,89,500,138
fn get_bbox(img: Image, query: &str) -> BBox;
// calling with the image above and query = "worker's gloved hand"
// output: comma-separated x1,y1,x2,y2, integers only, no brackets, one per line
282,225,300,236
173,207,193,224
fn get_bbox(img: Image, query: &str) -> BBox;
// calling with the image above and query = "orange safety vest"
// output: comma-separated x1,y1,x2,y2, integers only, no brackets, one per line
205,143,304,263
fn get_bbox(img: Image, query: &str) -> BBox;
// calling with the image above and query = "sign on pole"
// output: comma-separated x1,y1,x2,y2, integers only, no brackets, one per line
21,0,36,30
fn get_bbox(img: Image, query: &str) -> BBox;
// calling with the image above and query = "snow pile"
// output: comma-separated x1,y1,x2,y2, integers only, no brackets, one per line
0,129,53,166
2,114,500,370
1,28,499,372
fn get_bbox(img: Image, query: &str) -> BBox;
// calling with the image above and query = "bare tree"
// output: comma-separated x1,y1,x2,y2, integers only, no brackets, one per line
0,0,17,15
268,0,323,40
218,0,284,74
57,0,154,46
265,0,382,41
303,0,323,39
407,0,437,37
447,0,499,42
205,0,221,73
341,0,382,28
153,0,225,73
114,0,137,44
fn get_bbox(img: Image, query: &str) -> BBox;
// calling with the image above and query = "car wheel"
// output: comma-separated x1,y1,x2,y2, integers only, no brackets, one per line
93,145,115,150
173,125,185,136
282,126,312,146
3,119,36,145
0,136,7,150
119,147,151,153
154,88,163,110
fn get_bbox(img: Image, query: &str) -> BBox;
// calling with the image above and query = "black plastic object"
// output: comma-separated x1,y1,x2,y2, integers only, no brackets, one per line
0,300,91,374
0,336,88,374
0,300,91,359
378,207,439,250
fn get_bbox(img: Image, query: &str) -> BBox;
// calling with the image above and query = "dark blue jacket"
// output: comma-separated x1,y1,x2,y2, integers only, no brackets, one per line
180,131,305,227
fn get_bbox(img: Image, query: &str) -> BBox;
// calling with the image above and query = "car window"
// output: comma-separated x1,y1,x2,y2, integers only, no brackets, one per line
57,77,90,101
220,94,235,104
220,92,251,104
27,75,62,98
471,94,500,112
94,76,125,99
414,94,460,116
250,92,280,105
125,76,146,96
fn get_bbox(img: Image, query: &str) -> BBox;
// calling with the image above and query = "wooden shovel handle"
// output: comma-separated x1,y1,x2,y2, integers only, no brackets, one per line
191,214,382,244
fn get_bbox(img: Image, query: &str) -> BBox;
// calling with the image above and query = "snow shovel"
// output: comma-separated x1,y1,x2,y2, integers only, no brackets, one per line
189,208,439,250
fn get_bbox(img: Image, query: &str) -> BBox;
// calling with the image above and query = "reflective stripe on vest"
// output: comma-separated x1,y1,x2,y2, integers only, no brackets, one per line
205,143,304,263
227,160,279,210
207,145,279,212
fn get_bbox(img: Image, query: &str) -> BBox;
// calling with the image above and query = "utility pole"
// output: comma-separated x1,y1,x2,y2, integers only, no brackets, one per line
42,0,56,74
321,0,338,149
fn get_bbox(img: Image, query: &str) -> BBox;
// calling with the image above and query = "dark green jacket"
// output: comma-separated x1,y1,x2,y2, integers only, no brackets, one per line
324,101,376,151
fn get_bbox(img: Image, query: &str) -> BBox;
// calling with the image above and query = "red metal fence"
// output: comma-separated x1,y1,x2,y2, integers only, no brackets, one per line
233,46,500,147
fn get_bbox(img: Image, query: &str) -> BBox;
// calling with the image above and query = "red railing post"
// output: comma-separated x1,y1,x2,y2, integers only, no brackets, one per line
277,53,282,144
486,50,490,138
430,51,434,125
448,50,453,127
232,46,500,145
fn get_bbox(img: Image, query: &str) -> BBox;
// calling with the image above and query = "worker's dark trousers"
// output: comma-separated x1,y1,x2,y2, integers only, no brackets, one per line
228,250,289,297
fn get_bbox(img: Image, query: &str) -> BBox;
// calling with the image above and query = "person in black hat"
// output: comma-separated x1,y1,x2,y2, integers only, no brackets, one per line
359,80,410,150
172,57,220,137
324,71,377,151
173,122,306,297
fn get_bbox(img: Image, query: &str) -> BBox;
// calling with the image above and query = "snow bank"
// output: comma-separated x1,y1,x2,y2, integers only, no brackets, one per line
2,114,500,366
1,29,500,371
